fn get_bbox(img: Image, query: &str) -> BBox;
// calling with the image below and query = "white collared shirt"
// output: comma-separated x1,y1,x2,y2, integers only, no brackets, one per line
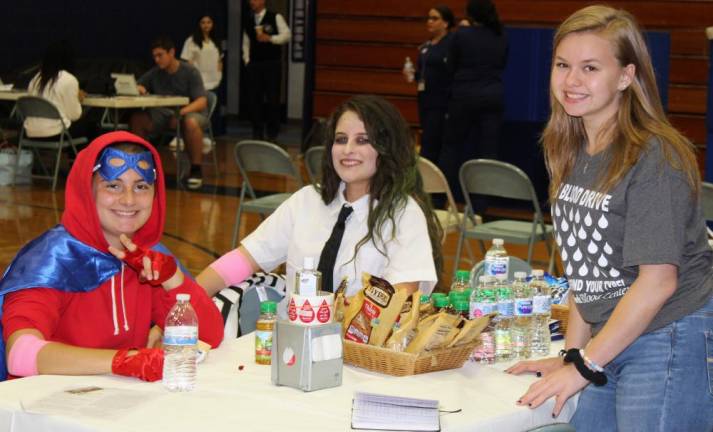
241,9,291,65
241,184,437,299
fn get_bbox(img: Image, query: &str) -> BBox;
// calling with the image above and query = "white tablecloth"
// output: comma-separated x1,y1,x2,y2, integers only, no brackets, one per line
0,336,576,432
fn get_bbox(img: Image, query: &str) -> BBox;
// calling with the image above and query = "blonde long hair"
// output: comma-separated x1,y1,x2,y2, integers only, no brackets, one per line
542,5,700,200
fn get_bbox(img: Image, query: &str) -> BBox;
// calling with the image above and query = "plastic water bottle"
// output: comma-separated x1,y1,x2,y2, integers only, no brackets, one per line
470,276,496,364
484,238,509,277
529,269,551,356
403,57,415,82
494,274,514,362
295,256,321,296
511,271,532,359
450,270,470,293
163,293,199,391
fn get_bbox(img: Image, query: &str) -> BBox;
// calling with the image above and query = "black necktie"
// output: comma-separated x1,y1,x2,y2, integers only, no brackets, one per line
318,205,353,292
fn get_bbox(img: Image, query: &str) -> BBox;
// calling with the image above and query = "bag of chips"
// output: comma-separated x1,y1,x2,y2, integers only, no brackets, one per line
343,273,409,347
385,291,421,352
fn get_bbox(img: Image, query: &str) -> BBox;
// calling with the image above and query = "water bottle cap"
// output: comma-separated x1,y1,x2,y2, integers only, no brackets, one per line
449,291,466,300
420,294,431,304
176,293,191,302
303,256,315,270
514,271,527,278
260,301,277,314
492,238,504,246
531,269,544,277
431,292,446,298
455,270,470,280
434,296,449,307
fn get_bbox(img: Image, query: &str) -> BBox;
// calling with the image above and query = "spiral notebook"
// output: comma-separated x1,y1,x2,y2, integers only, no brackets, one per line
351,392,440,431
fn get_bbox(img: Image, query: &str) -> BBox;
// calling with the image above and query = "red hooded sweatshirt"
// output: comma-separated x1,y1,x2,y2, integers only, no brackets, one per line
2,131,223,352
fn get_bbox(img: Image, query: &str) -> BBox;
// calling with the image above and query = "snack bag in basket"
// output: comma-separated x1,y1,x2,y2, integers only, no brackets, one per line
446,314,492,347
343,273,409,346
406,312,462,354
385,291,421,352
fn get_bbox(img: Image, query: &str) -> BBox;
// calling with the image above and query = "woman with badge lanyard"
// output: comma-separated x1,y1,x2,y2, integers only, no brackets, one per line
197,95,443,311
406,5,455,165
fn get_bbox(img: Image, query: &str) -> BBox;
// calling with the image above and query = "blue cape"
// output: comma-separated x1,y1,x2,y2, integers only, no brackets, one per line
0,225,179,380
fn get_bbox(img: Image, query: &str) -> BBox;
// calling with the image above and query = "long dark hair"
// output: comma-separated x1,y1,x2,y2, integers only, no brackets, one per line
433,4,455,30
320,95,444,281
36,40,75,94
192,15,217,49
467,0,503,34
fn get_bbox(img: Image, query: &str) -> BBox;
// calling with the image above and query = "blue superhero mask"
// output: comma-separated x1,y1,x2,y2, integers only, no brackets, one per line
93,148,156,184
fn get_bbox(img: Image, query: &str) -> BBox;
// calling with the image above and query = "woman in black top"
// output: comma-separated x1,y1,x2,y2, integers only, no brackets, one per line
440,0,507,202
408,5,455,164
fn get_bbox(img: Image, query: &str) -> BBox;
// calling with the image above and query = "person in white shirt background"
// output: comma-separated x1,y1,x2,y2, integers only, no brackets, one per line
197,95,444,313
25,40,91,141
242,0,291,142
181,15,223,92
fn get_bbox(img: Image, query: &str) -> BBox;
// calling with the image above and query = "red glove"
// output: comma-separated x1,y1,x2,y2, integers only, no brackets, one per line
112,348,164,382
122,246,178,286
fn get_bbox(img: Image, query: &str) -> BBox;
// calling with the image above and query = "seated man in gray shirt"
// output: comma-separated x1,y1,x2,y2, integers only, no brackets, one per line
129,36,208,189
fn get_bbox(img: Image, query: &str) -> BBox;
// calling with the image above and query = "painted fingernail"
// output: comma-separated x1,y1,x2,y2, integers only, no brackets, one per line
528,403,532,407
516,399,522,404
536,371,542,377
551,413,556,418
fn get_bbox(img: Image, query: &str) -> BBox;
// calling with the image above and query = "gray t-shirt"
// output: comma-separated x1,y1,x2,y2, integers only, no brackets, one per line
137,61,207,116
552,138,713,335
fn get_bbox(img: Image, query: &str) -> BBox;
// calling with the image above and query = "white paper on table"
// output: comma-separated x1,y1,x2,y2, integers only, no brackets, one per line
22,386,159,420
0,84,14,91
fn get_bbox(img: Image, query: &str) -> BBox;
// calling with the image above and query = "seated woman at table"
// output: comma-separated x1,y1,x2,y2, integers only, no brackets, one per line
0,131,223,382
198,94,443,304
24,40,94,141
506,5,713,431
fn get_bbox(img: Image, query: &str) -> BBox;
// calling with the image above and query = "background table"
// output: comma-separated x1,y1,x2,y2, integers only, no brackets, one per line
0,335,576,432
0,90,29,101
82,95,189,130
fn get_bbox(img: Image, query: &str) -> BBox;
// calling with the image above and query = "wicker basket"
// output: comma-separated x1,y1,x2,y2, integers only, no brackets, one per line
343,339,479,376
551,304,570,335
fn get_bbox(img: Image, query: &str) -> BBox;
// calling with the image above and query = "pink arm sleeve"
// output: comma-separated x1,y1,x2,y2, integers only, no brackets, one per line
208,248,254,287
7,333,50,377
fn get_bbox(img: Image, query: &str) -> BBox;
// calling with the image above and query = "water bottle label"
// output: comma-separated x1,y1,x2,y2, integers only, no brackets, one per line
469,301,485,318
484,257,508,276
532,295,551,314
514,299,533,316
497,300,514,317
298,273,318,296
163,326,198,346
470,302,495,318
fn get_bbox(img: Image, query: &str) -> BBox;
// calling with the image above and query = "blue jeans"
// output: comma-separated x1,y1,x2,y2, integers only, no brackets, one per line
570,296,713,432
